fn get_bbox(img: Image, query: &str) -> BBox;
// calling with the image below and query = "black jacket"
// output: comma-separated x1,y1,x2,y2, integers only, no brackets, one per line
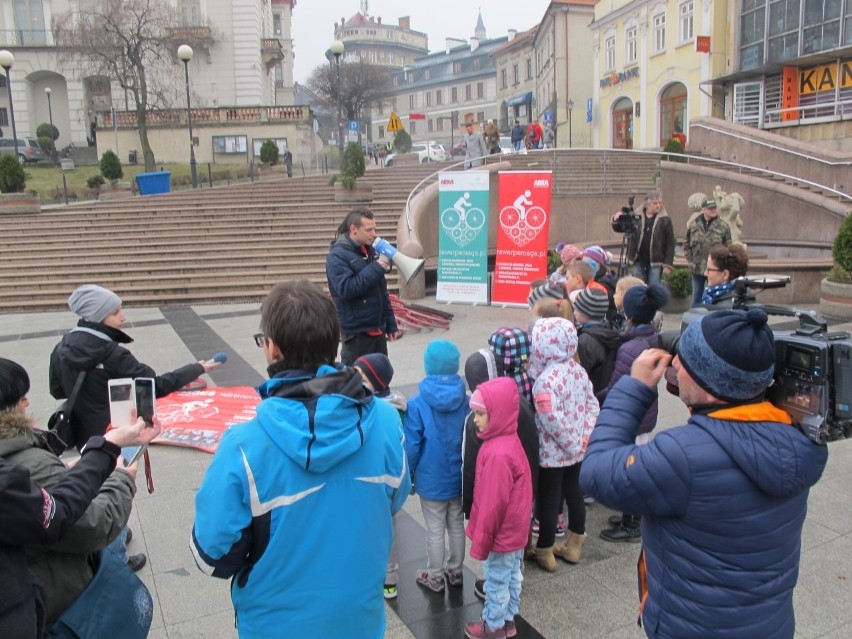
49,321,204,449
612,209,675,268
576,323,620,396
0,437,120,639
325,234,398,337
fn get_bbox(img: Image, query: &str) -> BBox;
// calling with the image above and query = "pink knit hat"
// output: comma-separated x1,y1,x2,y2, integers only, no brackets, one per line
559,244,583,265
469,388,487,412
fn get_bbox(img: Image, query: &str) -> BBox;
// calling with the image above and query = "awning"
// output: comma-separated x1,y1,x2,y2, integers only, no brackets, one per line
505,91,532,106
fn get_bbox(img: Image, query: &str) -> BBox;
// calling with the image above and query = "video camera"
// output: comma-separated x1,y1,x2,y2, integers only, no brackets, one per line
620,195,642,228
668,275,852,444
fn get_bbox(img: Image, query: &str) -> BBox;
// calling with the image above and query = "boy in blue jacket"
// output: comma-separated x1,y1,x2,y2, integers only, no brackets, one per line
405,339,469,593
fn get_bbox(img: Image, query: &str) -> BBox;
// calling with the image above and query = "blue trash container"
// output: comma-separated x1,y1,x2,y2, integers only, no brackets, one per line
136,171,171,195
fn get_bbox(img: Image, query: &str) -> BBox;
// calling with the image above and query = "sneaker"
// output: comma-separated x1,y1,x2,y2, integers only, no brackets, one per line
464,619,506,639
504,619,518,638
583,494,596,505
600,524,641,543
383,583,398,600
415,569,445,593
531,518,540,534
127,553,147,572
556,513,567,537
444,569,463,587
474,578,486,601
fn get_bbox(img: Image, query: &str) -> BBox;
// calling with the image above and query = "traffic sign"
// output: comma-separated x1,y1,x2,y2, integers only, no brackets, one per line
387,111,404,133
348,120,359,132
587,98,593,123
543,110,554,123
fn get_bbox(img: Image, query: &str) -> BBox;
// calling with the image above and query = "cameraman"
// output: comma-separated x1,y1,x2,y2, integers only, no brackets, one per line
580,311,827,639
610,191,674,286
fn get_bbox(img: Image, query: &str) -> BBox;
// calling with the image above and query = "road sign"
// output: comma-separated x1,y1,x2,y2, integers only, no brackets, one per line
543,110,554,123
348,120,359,132
586,98,593,124
387,111,404,133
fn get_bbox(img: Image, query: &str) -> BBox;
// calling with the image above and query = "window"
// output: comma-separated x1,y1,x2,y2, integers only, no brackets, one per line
605,35,616,71
424,67,431,80
513,64,519,85
452,87,458,102
846,2,852,45
436,90,442,106
428,119,433,132
0,75,5,88
477,82,484,99
368,51,377,64
392,97,397,110
465,84,472,100
740,0,766,69
273,14,281,35
409,94,415,109
377,101,383,115
732,81,763,127
678,1,694,43
501,68,507,88
453,61,463,74
426,91,432,106
477,111,485,122
768,0,801,62
14,0,47,44
388,52,394,64
379,125,385,138
411,121,417,134
802,0,842,54
437,118,444,131
472,58,481,71
0,108,7,127
653,11,666,53
179,0,200,27
659,83,688,145
526,58,532,79
626,26,637,64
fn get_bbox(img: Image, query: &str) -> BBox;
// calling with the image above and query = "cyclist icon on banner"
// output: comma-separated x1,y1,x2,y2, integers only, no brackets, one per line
499,189,547,247
441,192,486,248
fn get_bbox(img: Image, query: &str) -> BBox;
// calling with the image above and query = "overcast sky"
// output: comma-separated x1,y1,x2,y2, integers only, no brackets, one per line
292,0,553,83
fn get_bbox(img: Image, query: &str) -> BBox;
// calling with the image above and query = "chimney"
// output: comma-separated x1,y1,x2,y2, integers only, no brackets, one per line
399,16,410,30
470,36,479,52
445,37,466,54
377,16,382,24
508,29,517,41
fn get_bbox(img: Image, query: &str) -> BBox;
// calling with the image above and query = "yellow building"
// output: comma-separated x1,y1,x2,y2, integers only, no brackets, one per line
590,0,727,149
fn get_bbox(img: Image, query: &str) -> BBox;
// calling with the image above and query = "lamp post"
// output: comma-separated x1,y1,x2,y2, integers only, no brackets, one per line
567,99,574,149
44,87,59,165
330,40,344,155
0,50,19,163
178,44,198,188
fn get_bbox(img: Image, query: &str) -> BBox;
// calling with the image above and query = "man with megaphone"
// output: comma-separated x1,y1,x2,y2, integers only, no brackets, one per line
326,208,403,365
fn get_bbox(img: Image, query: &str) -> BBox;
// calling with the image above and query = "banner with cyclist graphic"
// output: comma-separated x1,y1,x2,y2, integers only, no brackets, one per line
491,171,552,306
152,386,260,453
436,171,490,304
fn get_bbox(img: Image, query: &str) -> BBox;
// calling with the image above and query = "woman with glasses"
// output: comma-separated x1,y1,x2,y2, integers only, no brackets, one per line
702,243,749,307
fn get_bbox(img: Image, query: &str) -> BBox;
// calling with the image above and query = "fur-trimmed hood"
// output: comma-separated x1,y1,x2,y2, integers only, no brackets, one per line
0,409,37,454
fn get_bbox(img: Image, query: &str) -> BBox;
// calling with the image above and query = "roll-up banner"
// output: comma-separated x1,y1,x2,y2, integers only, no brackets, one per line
491,171,552,306
436,171,490,304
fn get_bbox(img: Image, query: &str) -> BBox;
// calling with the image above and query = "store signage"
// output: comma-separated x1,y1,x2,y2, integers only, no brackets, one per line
799,59,852,95
600,67,639,88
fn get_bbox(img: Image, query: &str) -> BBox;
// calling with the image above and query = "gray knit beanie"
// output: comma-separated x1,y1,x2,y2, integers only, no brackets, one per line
68,284,122,323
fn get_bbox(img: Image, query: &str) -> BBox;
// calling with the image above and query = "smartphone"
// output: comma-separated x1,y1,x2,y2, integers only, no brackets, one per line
134,378,156,426
107,378,135,428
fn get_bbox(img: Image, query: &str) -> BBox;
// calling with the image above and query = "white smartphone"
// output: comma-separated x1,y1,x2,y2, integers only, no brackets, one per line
107,378,135,428
108,378,156,466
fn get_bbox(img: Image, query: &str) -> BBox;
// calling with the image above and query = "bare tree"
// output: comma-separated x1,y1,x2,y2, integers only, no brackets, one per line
53,0,213,171
306,59,393,128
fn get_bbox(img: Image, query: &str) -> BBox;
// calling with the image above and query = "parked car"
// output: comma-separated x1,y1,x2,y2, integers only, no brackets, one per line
499,136,513,154
411,141,447,163
0,137,44,163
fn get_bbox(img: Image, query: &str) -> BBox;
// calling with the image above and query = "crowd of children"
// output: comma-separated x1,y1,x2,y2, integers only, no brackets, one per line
345,242,671,639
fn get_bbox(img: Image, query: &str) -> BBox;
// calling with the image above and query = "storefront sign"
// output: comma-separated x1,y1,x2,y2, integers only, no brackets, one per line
491,171,552,307
799,59,852,95
782,67,799,121
600,67,639,88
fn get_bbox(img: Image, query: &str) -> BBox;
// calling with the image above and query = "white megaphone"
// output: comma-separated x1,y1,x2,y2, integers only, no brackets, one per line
373,237,425,284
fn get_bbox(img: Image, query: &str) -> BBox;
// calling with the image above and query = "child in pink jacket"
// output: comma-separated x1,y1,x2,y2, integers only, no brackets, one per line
465,377,533,639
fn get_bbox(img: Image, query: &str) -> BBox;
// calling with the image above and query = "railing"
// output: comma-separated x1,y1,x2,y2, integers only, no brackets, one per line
402,147,852,233
103,105,308,127
690,120,852,167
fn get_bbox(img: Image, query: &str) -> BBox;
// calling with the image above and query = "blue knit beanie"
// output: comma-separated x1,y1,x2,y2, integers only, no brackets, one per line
424,339,460,375
623,284,669,325
677,309,775,402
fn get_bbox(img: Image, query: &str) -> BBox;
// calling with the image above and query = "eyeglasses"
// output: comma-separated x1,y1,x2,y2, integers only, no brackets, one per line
253,333,267,347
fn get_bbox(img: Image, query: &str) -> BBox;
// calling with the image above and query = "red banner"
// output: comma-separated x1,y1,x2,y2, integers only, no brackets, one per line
491,171,552,306
152,386,260,454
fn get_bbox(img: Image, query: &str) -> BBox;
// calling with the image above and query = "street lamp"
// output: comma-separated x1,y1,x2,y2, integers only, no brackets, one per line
567,99,575,149
330,39,344,155
177,44,198,188
0,50,20,163
44,87,58,165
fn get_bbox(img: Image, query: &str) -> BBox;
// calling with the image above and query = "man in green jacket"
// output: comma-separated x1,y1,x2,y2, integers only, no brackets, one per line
684,198,732,307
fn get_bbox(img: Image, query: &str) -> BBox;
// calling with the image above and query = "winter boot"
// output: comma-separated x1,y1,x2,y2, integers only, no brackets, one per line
534,546,557,572
600,514,641,543
554,532,588,564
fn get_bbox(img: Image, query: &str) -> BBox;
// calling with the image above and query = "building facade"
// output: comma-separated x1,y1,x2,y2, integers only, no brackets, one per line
0,0,293,152
493,28,537,130
332,11,429,69
590,0,727,150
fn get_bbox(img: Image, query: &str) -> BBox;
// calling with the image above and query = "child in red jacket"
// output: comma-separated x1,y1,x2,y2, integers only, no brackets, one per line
464,377,533,639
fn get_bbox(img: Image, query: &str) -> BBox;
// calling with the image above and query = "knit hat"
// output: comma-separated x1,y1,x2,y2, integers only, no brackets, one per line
623,284,669,325
424,339,460,375
573,288,609,321
68,284,122,323
676,309,775,402
581,246,610,267
0,358,29,412
469,388,487,413
528,281,564,308
488,327,533,403
353,353,394,397
701,198,717,209
559,243,582,265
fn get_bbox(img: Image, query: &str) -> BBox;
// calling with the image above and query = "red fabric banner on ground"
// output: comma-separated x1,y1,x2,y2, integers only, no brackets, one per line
491,171,553,306
152,386,260,454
